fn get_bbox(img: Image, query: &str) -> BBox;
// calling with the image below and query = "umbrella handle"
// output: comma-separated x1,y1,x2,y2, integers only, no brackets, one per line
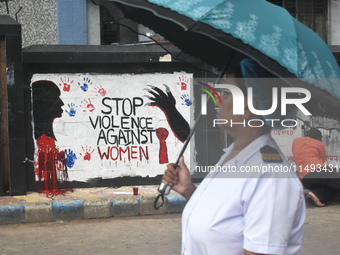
154,117,199,209
157,114,201,195
154,121,198,210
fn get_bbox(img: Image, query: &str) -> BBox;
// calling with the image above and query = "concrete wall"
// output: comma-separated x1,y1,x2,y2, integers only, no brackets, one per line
87,0,100,45
0,0,58,47
0,0,100,47
329,0,340,45
22,44,212,191
30,72,193,184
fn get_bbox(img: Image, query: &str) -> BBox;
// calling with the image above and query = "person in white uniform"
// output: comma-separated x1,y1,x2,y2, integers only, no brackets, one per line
162,59,305,255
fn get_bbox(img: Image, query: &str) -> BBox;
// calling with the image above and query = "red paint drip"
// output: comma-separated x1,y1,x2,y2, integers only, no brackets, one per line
36,134,71,197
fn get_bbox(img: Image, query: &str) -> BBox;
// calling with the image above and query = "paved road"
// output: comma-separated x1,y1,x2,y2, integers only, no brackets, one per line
0,214,182,255
0,204,339,255
303,204,340,255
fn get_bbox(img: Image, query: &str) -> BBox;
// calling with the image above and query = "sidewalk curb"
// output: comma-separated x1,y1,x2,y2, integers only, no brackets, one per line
0,202,26,224
0,188,330,224
0,194,187,225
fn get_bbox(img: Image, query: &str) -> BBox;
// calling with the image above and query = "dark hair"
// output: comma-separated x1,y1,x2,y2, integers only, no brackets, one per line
32,80,63,139
306,128,322,141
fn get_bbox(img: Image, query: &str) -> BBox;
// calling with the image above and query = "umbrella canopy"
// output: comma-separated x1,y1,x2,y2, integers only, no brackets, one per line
95,0,340,117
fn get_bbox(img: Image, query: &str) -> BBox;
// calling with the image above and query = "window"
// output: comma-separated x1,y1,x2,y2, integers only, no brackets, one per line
100,6,119,45
268,0,328,43
99,6,139,45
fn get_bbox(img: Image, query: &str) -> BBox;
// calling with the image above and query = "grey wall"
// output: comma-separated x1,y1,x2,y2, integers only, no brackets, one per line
329,0,340,45
0,0,57,47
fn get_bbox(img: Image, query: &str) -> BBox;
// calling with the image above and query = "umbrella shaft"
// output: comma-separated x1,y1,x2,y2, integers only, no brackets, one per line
158,53,234,196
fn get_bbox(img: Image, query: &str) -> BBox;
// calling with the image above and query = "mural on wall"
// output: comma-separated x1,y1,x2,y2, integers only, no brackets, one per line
32,80,70,196
144,84,190,143
31,73,193,191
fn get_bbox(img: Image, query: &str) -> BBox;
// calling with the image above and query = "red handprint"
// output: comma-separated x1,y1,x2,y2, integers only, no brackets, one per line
80,98,95,112
177,76,189,91
80,146,94,161
59,76,73,92
92,85,107,97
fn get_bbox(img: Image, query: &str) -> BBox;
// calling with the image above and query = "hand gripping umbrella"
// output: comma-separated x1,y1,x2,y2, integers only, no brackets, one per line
93,0,340,208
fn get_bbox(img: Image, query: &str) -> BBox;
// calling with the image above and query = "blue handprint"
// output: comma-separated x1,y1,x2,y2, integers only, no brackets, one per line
65,149,77,168
181,94,192,106
78,77,92,92
65,103,77,117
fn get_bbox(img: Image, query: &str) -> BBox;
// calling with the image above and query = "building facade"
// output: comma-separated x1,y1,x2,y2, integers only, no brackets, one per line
0,0,339,47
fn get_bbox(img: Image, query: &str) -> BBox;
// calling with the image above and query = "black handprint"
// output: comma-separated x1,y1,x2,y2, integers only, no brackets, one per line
144,84,190,143
145,84,176,109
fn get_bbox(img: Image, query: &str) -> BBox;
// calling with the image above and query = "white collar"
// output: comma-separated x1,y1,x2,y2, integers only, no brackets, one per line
221,132,273,165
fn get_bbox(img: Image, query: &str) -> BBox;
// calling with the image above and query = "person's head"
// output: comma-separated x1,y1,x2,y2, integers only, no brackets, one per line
305,128,322,141
216,58,276,137
32,80,64,120
240,58,298,129
32,80,64,139
216,58,298,136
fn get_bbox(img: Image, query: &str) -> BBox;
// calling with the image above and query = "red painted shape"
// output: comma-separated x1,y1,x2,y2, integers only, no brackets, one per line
59,76,73,92
36,134,71,197
97,145,149,162
156,128,169,164
84,153,91,161
81,146,94,161
80,98,95,112
177,76,189,90
98,87,106,96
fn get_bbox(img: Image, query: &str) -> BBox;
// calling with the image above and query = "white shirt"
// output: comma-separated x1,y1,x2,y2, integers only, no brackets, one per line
182,133,305,255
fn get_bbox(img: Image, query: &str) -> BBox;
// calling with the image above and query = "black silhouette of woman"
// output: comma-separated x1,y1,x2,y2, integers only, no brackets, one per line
32,80,64,140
